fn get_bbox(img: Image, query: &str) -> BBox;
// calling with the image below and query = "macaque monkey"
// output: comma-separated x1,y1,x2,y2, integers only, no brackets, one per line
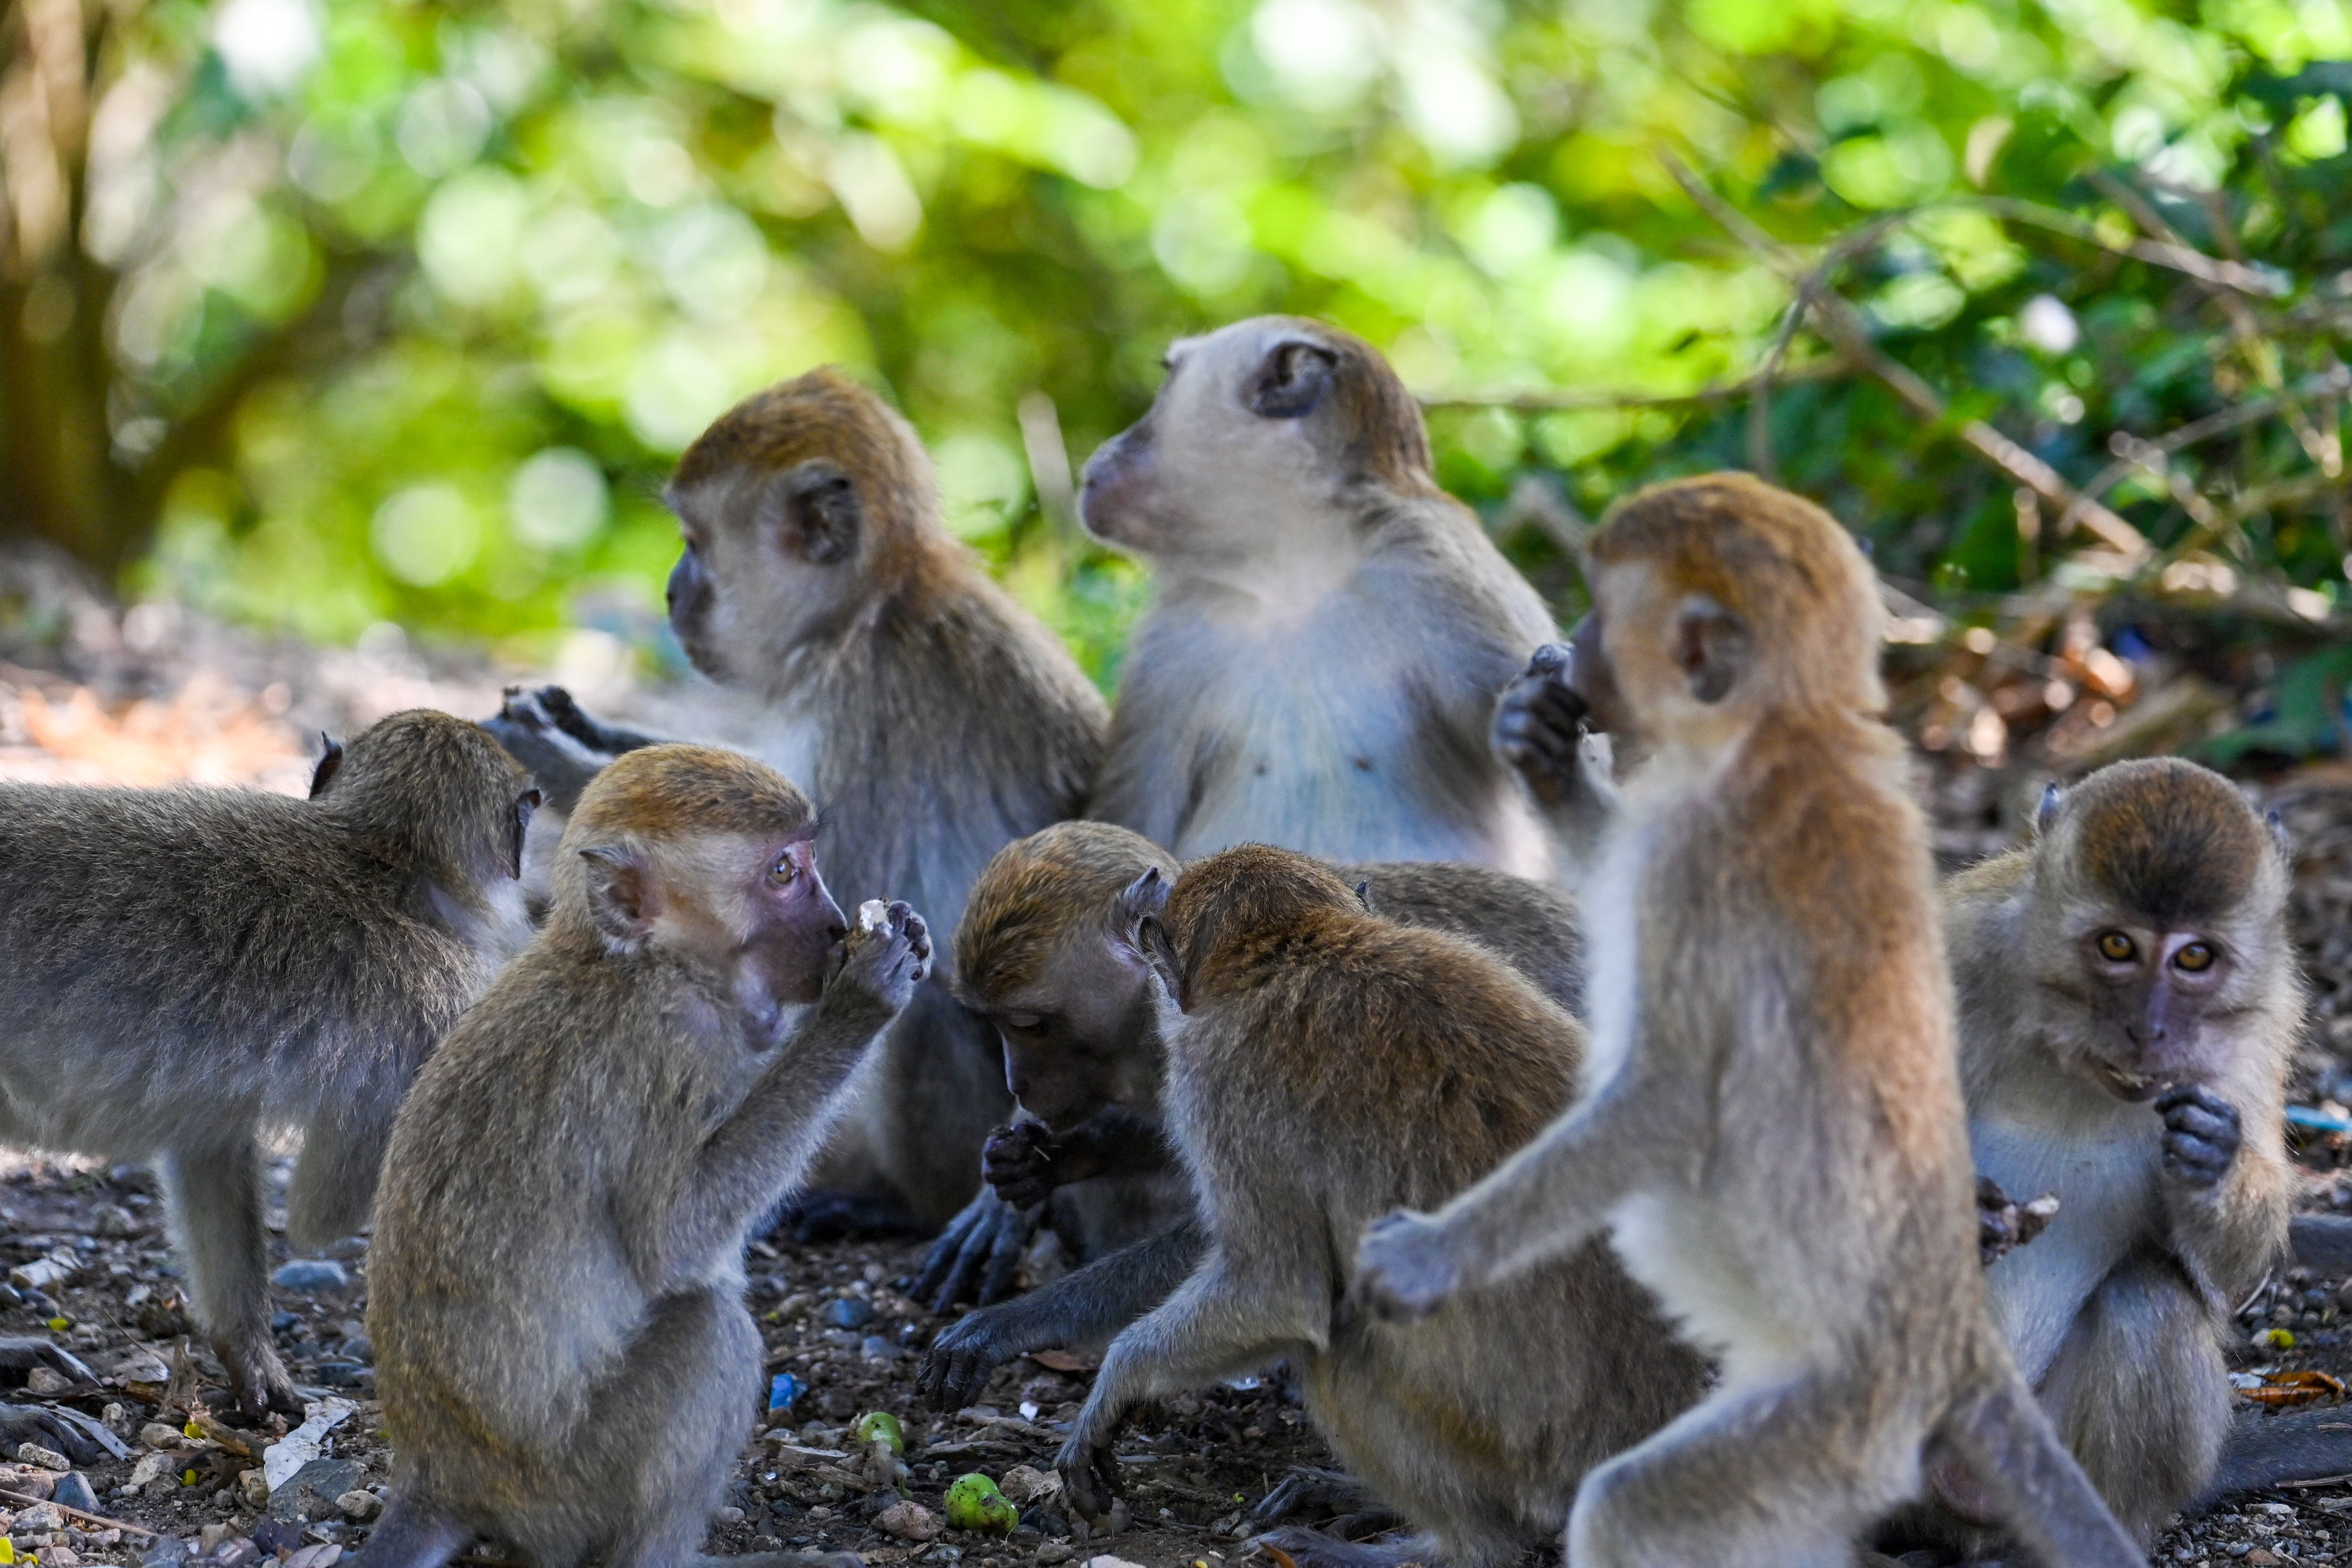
1081,316,1556,876
1925,758,2300,1545
911,819,1583,1333
0,710,537,1418
1352,474,2139,1568
365,745,927,1568
502,368,1108,1237
1046,845,1700,1568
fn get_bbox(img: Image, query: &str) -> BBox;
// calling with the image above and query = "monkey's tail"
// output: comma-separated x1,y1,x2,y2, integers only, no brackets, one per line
349,1495,468,1568
1932,1368,2141,1568
2197,1405,2352,1509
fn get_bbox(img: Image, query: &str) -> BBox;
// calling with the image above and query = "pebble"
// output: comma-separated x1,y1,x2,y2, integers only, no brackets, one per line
137,1426,180,1452
333,1491,381,1523
21,1372,67,1397
13,1449,64,1475
269,1262,348,1294
281,1547,340,1568
874,1500,941,1542
820,1298,874,1330
196,1527,235,1555
47,1476,93,1516
88,1206,136,1240
1034,1548,1073,1566
1082,1557,1146,1568
859,1336,896,1362
268,1460,364,1523
238,1471,270,1509
35,1545,78,1566
211,1540,259,1568
136,1536,189,1568
249,1521,303,1558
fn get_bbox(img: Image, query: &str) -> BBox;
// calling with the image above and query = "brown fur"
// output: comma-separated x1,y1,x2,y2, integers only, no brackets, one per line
1051,845,1702,1568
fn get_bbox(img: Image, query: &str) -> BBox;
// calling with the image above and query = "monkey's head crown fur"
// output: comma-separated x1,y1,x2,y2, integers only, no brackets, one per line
1594,471,1885,715
956,821,1177,1008
670,366,943,534
321,709,530,875
565,745,815,847
1161,844,1359,995
2049,756,2272,927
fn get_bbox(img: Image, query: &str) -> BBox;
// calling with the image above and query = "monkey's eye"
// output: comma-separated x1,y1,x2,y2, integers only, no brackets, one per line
2095,931,2136,963
769,851,796,885
2174,941,2217,973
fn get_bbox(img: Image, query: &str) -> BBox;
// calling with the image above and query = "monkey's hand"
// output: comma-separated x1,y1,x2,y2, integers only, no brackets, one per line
1349,1210,1462,1323
1975,1176,2061,1266
1492,643,1593,811
1053,1423,1124,1525
2157,1085,2240,1187
918,1302,1025,1409
982,1120,1064,1210
912,1187,1038,1314
827,901,932,1020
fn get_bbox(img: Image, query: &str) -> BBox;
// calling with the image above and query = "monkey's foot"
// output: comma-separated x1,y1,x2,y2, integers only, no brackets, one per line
769,1190,926,1245
913,1188,1037,1313
1250,1467,1382,1528
219,1337,306,1420
1244,1527,1433,1568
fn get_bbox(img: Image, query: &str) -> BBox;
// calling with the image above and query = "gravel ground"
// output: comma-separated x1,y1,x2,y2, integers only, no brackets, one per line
8,553,2352,1567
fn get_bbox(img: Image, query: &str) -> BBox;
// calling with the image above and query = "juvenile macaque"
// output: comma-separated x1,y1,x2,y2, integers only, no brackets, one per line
1046,845,1700,1568
500,368,1108,1236
1354,474,2139,1568
1923,758,2300,1544
1082,316,1556,875
364,745,926,1568
912,819,1582,1336
0,710,537,1417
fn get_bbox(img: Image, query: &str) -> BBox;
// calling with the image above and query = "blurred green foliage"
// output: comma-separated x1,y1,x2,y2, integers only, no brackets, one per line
5,0,2352,690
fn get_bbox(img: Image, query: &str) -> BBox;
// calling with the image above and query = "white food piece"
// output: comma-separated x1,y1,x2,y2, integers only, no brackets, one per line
857,899,891,936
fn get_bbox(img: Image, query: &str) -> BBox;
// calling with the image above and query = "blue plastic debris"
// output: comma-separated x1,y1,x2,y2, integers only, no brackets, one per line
768,1372,804,1413
2289,1105,2352,1134
821,1297,875,1330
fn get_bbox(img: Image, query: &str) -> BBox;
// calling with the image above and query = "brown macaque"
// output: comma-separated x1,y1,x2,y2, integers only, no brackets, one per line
497,368,1108,1240
364,745,927,1568
0,710,537,1418
1920,758,2302,1546
911,819,1583,1367
1082,316,1556,876
1044,845,1699,1568
1352,474,2139,1568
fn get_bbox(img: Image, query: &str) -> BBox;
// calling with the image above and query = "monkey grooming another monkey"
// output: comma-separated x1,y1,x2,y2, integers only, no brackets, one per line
1081,316,1555,876
1045,844,1699,1568
510,368,1107,1242
1921,758,2301,1545
0,710,537,1418
365,745,927,1568
1353,474,2139,1568
911,818,1585,1325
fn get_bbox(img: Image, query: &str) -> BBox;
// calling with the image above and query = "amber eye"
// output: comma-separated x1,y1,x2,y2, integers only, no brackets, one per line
769,851,796,884
2174,941,2216,973
2096,931,2136,963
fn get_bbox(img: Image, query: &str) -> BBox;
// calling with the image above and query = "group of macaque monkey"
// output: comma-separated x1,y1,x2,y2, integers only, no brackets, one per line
0,314,2338,1568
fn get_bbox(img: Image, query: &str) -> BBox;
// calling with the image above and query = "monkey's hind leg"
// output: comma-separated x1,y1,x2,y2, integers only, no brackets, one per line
159,1134,303,1418
1568,1370,1915,1568
285,1098,399,1253
350,1496,470,1568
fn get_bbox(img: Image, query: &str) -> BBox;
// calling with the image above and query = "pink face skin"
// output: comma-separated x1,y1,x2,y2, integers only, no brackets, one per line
2064,920,2229,1100
735,833,849,1010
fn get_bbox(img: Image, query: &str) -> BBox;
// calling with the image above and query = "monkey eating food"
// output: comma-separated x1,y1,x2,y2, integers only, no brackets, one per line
1354,474,2139,1568
365,744,927,1568
0,709,537,1418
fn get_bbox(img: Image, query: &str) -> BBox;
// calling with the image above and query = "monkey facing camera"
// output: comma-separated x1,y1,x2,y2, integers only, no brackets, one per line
366,744,922,1568
0,709,538,1419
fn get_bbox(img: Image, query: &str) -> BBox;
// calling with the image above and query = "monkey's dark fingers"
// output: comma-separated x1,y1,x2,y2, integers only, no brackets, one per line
976,1201,1035,1305
1523,642,1572,679
913,1193,997,1311
916,1315,1008,1409
2162,1127,2236,1184
2156,1083,2241,1136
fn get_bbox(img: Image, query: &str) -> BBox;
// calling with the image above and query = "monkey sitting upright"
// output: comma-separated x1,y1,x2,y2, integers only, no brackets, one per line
1924,757,2301,1547
911,818,1585,1338
1043,845,1699,1568
1081,315,1557,876
1353,474,2139,1568
364,745,928,1568
0,710,538,1417
500,369,1107,1244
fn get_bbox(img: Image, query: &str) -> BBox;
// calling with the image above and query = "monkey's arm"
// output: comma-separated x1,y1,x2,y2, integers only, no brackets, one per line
2157,1082,2292,1302
1491,644,1618,873
1055,1236,1324,1520
1354,1064,1669,1320
919,1220,1207,1409
657,908,929,1273
482,686,668,814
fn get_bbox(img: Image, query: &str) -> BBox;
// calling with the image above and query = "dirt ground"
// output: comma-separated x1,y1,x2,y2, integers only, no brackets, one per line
8,555,2352,1568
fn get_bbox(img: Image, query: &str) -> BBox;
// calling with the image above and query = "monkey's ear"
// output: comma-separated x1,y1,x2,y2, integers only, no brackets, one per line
579,845,657,943
1113,866,1172,930
2036,782,2063,835
1672,596,1749,705
1354,880,1376,913
1134,914,1188,1014
2268,806,2290,854
762,460,862,566
1244,341,1338,419
309,735,344,798
509,790,542,881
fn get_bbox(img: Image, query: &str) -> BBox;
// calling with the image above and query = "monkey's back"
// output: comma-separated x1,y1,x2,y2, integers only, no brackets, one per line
1174,918,1699,1554
1345,859,1583,1015
0,783,482,1152
1623,716,1982,1373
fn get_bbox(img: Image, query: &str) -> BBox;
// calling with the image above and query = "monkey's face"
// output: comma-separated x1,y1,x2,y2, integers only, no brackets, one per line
983,932,1165,1130
665,461,869,678
2045,911,2241,1098
729,833,851,1012
1079,320,1359,578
